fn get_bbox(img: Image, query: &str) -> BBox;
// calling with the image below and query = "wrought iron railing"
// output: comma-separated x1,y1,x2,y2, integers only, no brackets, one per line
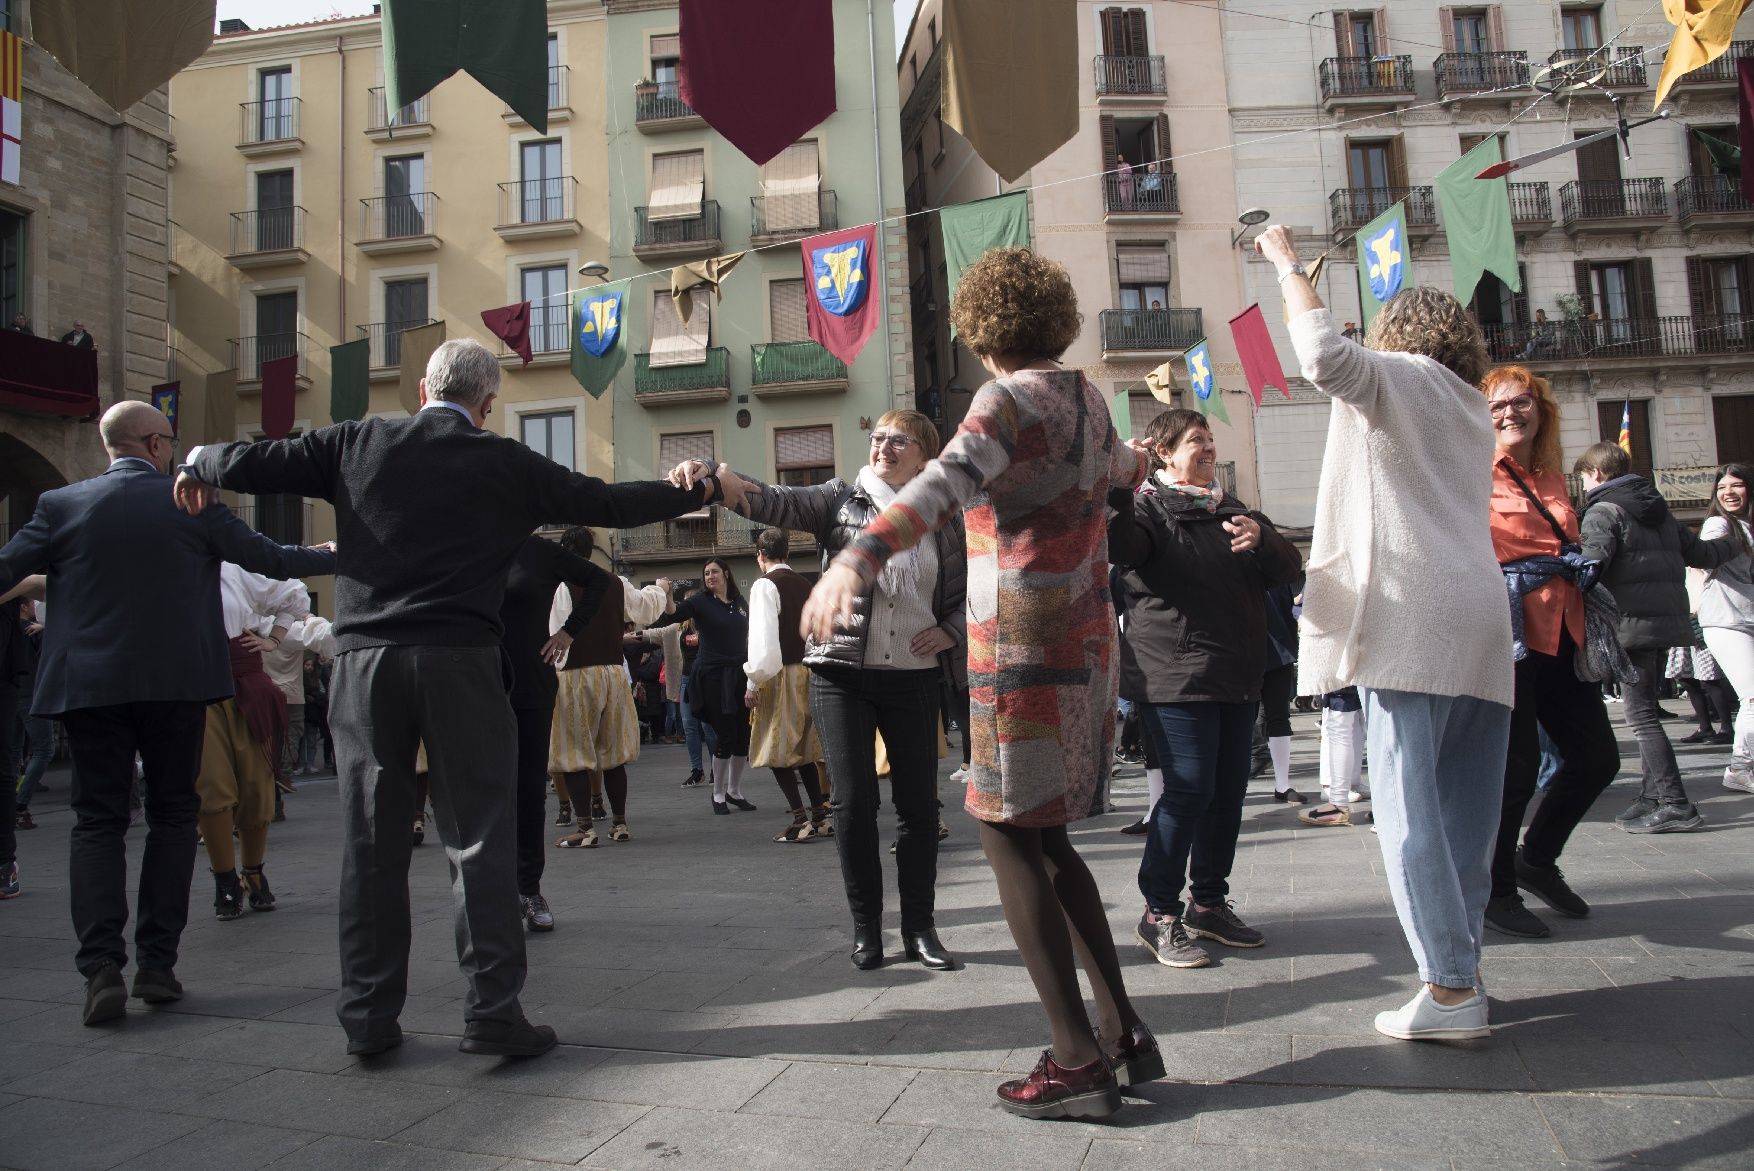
529,302,569,354
619,511,765,558
497,177,578,226
1103,171,1179,214
635,80,698,123
751,190,836,239
634,200,722,250
1676,174,1753,219
240,97,300,146
1328,186,1438,231
1674,40,1754,86
634,347,730,395
751,341,847,386
900,44,942,146
1507,181,1552,222
359,319,436,369
366,88,428,130
1558,177,1668,223
228,206,304,255
1099,308,1204,352
233,500,315,545
229,332,308,382
1479,314,1754,362
1094,55,1167,96
1317,55,1416,100
360,192,437,241
1546,47,1646,88
506,65,569,114
1433,50,1530,98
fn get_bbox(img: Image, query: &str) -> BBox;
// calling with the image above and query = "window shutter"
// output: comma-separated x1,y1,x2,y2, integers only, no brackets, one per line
1574,260,1594,315
1116,246,1171,284
1438,7,1456,53
1485,5,1506,52
1125,9,1149,55
648,150,704,221
1387,136,1409,190
1631,258,1657,320
775,425,835,469
1101,8,1125,55
1154,112,1172,168
1687,256,1712,318
1100,115,1118,170
768,279,809,342
659,431,714,467
650,288,709,367
649,33,679,60
1373,7,1391,52
759,140,821,232
1333,11,1349,56
1512,263,1529,324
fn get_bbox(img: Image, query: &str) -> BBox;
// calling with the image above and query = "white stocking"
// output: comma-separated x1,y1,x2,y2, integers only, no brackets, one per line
728,755,748,800
1269,736,1292,793
711,757,728,801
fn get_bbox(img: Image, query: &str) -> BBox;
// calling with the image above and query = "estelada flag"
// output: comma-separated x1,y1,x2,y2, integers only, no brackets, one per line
801,224,880,366
1228,304,1290,408
1618,399,1633,455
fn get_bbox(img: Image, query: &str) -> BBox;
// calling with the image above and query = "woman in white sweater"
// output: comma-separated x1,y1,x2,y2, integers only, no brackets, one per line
1256,226,1514,1042
1699,463,1754,794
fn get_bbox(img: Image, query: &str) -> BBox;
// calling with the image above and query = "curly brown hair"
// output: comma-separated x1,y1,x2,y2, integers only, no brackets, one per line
948,247,1082,361
1481,364,1564,475
1365,286,1490,386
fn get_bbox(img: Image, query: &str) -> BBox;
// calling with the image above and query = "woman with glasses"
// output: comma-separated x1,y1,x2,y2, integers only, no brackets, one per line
1480,365,1619,942
717,409,965,974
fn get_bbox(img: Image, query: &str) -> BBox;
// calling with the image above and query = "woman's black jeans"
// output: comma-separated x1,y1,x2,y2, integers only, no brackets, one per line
810,664,941,933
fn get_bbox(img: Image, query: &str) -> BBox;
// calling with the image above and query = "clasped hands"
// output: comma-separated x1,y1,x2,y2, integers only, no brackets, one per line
667,459,751,512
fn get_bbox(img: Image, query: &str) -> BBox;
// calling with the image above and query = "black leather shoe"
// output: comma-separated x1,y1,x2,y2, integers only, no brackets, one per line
346,1025,404,1056
903,928,957,971
728,797,757,812
131,967,183,1004
459,1016,557,1057
82,963,126,1026
851,925,883,970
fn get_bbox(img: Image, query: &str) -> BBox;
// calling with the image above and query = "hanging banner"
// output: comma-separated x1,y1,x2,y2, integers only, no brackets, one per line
571,279,631,399
1228,304,1290,408
1355,201,1410,330
28,1,214,114
801,224,880,366
329,337,370,423
678,0,834,166
481,301,533,367
260,355,297,441
942,0,1078,182
1185,339,1229,426
1435,137,1519,304
204,368,237,448
1110,390,1133,442
672,253,745,323
940,191,1030,335
1653,0,1754,111
397,320,446,415
382,0,550,133
150,381,180,435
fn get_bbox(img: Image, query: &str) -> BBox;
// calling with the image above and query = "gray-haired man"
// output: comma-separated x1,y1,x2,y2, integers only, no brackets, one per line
175,339,741,1057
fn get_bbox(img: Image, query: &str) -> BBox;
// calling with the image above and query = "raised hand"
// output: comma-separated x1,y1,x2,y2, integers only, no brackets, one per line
173,470,215,515
801,563,861,643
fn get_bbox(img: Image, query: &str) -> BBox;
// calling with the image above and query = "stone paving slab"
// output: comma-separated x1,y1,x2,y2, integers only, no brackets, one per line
3,711,1754,1168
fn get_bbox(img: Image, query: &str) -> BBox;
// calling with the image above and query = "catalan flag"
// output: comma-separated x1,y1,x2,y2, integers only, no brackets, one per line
1,30,23,187
1618,399,1633,455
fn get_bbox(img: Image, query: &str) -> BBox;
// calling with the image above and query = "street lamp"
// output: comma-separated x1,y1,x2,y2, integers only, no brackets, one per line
577,260,609,282
1230,208,1271,248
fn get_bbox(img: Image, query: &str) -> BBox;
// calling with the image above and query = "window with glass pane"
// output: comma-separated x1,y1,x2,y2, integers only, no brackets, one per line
256,169,294,251
383,278,428,367
384,155,426,237
0,0,13,33
1451,11,1489,54
521,265,569,353
651,33,680,92
255,291,298,373
255,492,304,545
519,140,563,223
1116,247,1170,311
547,34,561,107
521,410,575,471
0,209,23,325
1348,14,1375,58
776,426,835,487
259,67,293,140
1561,7,1602,51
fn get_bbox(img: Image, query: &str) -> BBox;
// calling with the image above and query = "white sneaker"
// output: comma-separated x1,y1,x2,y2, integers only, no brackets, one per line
1373,986,1489,1041
1724,763,1754,794
949,767,967,783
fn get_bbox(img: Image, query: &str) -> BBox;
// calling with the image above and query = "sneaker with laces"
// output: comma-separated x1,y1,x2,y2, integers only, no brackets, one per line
1614,796,1658,826
14,810,34,830
0,860,18,899
1513,849,1587,918
1724,763,1754,794
1136,910,1210,968
1484,893,1549,938
1183,900,1265,947
522,893,555,932
1373,985,1489,1041
1624,803,1705,834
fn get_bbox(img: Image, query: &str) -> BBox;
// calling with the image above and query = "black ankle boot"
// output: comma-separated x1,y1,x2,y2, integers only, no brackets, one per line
902,928,956,971
851,924,883,970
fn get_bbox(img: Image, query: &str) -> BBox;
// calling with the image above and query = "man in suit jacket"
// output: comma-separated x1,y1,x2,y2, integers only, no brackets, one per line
173,338,745,1059
61,320,95,350
0,401,335,1026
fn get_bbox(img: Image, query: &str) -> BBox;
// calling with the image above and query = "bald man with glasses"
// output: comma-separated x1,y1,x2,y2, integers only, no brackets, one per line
0,401,335,1026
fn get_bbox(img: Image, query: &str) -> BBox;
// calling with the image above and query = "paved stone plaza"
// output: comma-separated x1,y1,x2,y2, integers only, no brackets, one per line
2,709,1751,1170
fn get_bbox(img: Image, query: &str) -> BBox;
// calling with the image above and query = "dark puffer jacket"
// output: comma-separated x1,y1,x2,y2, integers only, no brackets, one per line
1579,474,1736,650
1109,484,1303,705
735,475,967,687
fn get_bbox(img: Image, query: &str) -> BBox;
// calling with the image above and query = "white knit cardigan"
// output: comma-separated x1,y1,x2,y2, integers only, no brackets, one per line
1288,308,1515,708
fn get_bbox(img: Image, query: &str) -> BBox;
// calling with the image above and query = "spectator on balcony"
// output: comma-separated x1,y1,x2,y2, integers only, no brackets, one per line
1699,463,1754,796
1520,309,1556,360
1149,300,1164,311
1340,321,1360,341
710,408,965,976
1116,157,1135,209
1138,160,1164,207
61,321,94,350
8,313,32,335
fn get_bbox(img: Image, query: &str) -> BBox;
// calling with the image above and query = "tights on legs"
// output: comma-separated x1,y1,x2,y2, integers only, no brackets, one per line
602,765,628,820
771,764,825,810
978,821,1141,1068
199,811,236,873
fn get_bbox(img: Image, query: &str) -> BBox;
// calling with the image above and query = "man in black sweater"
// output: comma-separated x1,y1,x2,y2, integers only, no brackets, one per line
174,339,741,1058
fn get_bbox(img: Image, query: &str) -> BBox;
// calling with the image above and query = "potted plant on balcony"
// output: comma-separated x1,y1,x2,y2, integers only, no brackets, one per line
635,77,659,99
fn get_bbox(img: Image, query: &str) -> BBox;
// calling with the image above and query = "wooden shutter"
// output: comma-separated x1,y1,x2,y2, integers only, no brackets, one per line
760,140,820,231
1101,8,1126,55
1576,133,1621,182
1631,257,1658,320
659,431,714,468
1154,112,1172,168
649,33,679,60
1574,260,1595,315
1713,394,1754,464
1100,115,1118,170
1373,7,1391,52
1438,7,1455,52
648,150,704,221
1125,8,1149,55
1512,263,1529,324
650,288,709,367
1687,256,1713,317
1333,11,1350,56
1485,5,1506,51
1116,246,1171,284
1387,136,1409,189
768,278,809,342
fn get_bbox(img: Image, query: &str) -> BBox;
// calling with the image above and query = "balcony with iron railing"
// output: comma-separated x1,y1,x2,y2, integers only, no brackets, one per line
1103,170,1179,218
505,65,570,122
634,346,731,404
633,200,723,260
359,192,439,253
230,332,309,384
1328,186,1438,235
494,177,581,239
750,190,837,245
238,97,301,153
366,88,430,138
1094,55,1167,98
360,319,438,371
167,219,181,275
233,500,317,544
1479,314,1754,365
1676,174,1754,226
1098,308,1204,356
619,510,767,563
1508,181,1553,231
226,206,307,266
750,341,848,397
1317,55,1416,104
901,43,942,147
494,302,571,367
1433,50,1531,99
1545,46,1646,89
1558,178,1668,231
1673,40,1754,88
634,80,703,130
905,174,927,213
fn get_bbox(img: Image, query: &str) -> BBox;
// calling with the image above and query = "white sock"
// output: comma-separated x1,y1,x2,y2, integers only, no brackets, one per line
1269,736,1291,793
711,758,728,801
728,755,747,800
1145,767,1164,812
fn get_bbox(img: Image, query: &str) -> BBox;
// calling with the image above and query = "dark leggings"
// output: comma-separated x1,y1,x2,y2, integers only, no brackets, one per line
772,763,824,811
565,764,627,821
1259,663,1296,738
1681,677,1738,733
978,820,1141,1068
700,696,751,759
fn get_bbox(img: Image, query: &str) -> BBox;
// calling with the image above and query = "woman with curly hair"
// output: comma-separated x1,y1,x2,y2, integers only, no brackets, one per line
802,247,1159,1121
1700,463,1754,793
1258,225,1512,1043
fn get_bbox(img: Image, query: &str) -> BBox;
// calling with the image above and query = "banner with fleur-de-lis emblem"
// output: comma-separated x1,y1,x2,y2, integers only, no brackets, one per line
801,225,880,366
1355,202,1411,329
570,280,631,399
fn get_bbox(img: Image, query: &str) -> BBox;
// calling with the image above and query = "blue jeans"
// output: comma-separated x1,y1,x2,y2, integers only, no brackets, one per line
1362,687,1511,988
1137,700,1258,916
15,689,54,809
680,676,715,771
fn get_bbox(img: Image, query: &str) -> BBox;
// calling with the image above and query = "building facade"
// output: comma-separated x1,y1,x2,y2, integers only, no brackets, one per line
1227,1,1754,526
0,1,173,536
169,1,612,578
601,0,911,583
898,0,1257,502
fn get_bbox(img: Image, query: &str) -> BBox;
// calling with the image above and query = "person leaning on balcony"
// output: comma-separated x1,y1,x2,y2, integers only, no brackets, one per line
695,408,966,976
1477,365,1621,943
1256,224,1513,1043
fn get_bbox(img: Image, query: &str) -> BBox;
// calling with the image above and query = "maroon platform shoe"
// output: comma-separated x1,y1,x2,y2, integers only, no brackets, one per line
996,1049,1122,1120
1102,1022,1165,1087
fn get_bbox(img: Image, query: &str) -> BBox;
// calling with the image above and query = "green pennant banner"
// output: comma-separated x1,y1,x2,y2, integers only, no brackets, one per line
382,0,550,133
329,338,370,423
1435,138,1520,304
940,191,1031,335
570,280,631,400
1354,201,1411,330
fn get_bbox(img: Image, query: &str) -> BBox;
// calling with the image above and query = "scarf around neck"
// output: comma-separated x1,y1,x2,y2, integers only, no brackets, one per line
1150,469,1225,512
857,465,925,600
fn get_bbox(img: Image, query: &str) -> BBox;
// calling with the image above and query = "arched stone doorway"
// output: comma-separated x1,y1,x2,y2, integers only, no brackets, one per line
0,431,72,539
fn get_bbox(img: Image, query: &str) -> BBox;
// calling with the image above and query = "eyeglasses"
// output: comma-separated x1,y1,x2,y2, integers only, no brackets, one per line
1488,394,1536,416
869,432,918,451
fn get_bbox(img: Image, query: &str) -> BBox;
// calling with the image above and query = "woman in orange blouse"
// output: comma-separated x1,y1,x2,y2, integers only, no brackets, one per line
1484,365,1620,941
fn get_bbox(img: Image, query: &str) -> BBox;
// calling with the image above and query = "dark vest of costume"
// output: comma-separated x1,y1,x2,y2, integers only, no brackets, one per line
566,577,627,670
766,566,812,667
